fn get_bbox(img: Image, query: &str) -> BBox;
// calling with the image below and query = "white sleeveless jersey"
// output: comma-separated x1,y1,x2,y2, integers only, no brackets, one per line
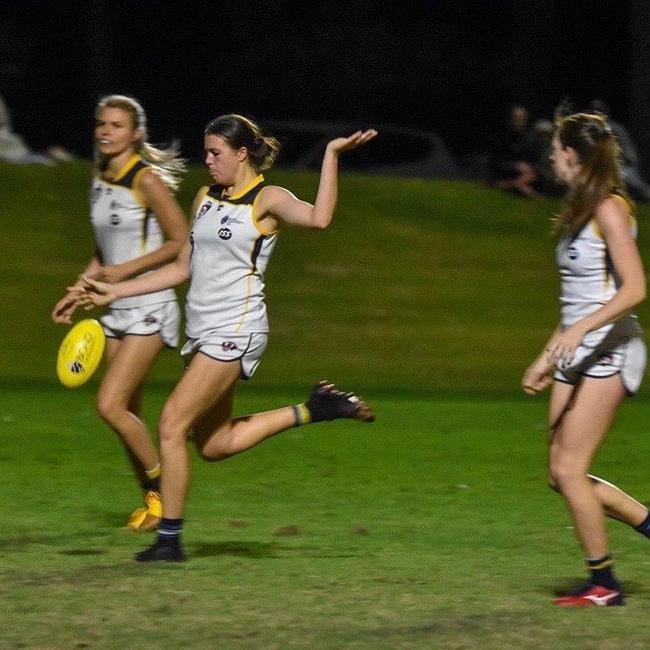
556,205,641,341
185,175,278,337
90,155,176,309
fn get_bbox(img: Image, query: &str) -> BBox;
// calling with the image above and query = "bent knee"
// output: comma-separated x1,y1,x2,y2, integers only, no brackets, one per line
158,409,191,447
547,476,560,493
549,461,586,493
194,440,229,462
96,394,128,424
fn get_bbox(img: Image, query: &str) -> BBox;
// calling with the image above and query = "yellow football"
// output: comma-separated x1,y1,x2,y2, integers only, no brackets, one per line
56,319,106,388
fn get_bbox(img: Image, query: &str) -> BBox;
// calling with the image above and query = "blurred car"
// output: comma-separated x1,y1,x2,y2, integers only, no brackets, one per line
263,119,461,179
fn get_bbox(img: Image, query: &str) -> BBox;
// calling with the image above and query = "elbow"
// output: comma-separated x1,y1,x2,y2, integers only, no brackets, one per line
636,285,647,307
634,277,646,306
311,219,330,230
626,285,646,310
168,239,185,258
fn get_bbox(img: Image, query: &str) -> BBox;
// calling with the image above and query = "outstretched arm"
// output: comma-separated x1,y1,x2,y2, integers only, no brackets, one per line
51,254,103,324
73,238,192,309
257,129,378,230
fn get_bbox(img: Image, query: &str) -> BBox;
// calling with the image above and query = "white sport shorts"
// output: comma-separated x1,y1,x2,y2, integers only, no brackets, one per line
554,332,646,395
100,301,181,348
180,331,269,379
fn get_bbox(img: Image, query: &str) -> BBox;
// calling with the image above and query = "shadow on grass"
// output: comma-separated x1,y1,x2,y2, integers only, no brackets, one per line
59,549,105,556
551,577,644,596
189,540,368,560
0,529,109,553
190,541,279,559
86,508,132,528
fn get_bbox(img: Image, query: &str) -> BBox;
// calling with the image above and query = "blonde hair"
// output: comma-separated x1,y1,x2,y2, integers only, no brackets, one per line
554,112,632,235
204,114,280,173
95,94,186,192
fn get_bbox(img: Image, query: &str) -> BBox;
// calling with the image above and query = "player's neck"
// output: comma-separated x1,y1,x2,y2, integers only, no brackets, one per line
103,149,138,180
224,169,259,198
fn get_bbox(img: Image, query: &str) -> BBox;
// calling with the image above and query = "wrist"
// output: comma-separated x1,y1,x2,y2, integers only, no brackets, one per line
572,321,590,337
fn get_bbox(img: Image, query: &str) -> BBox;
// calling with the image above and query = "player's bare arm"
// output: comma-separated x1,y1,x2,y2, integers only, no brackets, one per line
74,237,192,308
97,169,187,283
257,129,378,231
546,198,646,366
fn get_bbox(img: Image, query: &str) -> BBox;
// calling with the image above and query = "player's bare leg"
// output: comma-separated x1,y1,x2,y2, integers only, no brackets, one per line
136,357,374,562
99,336,163,470
549,376,627,606
98,335,164,530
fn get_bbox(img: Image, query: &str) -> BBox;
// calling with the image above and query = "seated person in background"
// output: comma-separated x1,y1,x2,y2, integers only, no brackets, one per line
488,104,539,197
0,94,72,164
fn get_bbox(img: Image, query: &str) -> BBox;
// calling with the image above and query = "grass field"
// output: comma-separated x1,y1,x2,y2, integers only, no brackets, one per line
3,161,650,648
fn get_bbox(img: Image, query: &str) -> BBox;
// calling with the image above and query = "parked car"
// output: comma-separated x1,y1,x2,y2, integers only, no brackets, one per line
262,119,461,179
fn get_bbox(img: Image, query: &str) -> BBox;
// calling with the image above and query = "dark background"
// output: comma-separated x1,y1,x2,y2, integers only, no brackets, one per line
2,0,650,170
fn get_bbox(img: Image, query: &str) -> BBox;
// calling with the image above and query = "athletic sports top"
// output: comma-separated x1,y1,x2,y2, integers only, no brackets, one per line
90,154,176,309
185,175,278,337
556,197,640,341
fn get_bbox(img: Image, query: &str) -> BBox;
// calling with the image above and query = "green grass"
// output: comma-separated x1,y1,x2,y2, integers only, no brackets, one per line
4,386,650,648
4,161,650,648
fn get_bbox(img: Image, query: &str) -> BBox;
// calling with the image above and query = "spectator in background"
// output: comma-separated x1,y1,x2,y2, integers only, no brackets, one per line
0,94,72,163
530,119,564,197
488,104,539,197
590,99,650,202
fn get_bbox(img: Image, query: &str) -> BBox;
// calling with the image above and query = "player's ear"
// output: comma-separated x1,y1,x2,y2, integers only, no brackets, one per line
132,128,144,145
565,145,579,166
237,146,248,163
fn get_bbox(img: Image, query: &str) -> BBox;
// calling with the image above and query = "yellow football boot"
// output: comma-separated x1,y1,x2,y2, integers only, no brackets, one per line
127,490,162,532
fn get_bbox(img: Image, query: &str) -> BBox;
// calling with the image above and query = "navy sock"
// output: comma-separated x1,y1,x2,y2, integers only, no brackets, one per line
634,510,650,538
587,554,619,590
142,476,161,492
157,518,183,546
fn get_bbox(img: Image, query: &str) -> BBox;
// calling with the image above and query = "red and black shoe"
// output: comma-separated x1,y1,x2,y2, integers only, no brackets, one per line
553,583,624,607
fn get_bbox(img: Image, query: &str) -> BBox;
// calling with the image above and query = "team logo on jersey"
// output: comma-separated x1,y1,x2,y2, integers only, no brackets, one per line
221,341,239,352
110,213,121,225
197,201,212,220
221,215,243,225
218,227,232,240
567,246,579,260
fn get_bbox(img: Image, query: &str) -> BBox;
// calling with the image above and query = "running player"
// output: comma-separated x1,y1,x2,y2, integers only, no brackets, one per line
522,112,648,606
52,95,187,532
74,114,377,561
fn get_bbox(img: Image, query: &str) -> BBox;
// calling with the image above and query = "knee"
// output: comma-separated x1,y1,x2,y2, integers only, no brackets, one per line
547,475,560,493
96,392,126,426
194,437,229,462
548,457,581,493
158,407,190,450
196,445,224,462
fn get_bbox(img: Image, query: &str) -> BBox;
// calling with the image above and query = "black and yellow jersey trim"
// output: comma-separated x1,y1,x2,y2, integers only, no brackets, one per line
207,175,266,205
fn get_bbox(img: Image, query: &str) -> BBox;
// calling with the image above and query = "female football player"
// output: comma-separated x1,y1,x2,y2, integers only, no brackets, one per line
522,112,648,606
74,114,377,561
52,95,187,532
